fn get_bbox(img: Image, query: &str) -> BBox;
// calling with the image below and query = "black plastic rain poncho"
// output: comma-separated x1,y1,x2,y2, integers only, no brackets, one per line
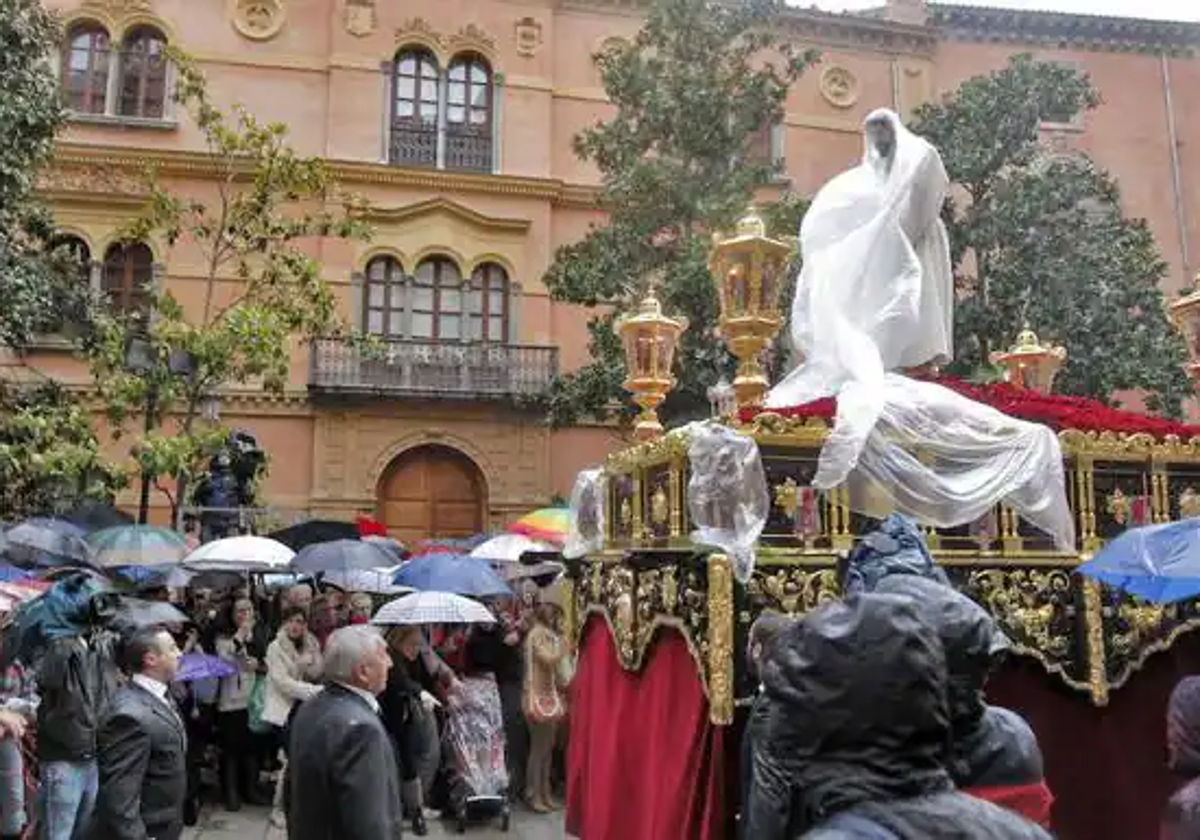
1164,676,1200,839
745,592,1051,840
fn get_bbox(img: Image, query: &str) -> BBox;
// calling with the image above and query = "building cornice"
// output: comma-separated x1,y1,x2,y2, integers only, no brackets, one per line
931,3,1200,55
47,143,603,209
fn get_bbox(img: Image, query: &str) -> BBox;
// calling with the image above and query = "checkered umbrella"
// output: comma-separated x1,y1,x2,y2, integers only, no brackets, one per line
372,591,495,626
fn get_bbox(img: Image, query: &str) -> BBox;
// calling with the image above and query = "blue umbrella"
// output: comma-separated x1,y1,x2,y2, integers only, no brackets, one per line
1077,518,1200,603
291,539,397,575
88,526,187,568
393,552,512,598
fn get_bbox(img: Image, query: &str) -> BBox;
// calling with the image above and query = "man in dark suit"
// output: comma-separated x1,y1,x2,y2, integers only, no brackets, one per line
289,624,402,840
91,627,186,840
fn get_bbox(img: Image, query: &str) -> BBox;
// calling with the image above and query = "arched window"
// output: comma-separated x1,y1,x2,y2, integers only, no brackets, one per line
102,242,153,314
364,256,406,337
117,27,167,119
53,236,93,286
468,263,509,343
445,54,493,172
413,257,463,341
63,24,110,114
390,48,440,167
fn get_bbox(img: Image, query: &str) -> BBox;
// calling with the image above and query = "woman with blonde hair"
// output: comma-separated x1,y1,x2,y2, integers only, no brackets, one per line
522,598,567,813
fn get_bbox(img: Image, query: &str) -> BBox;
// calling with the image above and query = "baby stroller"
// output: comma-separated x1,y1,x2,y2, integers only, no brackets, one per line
441,675,510,833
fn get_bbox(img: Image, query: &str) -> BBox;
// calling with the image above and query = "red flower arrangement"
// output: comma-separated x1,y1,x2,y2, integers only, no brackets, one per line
741,378,1200,441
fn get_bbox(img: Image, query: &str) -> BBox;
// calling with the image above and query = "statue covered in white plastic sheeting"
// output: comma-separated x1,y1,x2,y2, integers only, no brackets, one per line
763,108,1076,552
687,423,769,583
768,107,953,411
564,468,606,560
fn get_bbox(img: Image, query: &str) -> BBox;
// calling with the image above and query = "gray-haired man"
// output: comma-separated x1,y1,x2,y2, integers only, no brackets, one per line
287,625,403,840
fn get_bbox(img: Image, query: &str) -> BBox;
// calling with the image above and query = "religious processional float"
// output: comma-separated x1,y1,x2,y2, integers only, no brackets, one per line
559,109,1200,840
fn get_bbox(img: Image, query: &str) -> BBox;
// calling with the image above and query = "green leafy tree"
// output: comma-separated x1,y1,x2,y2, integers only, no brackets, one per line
85,51,370,522
543,0,815,426
0,381,127,520
0,0,93,349
911,54,1191,414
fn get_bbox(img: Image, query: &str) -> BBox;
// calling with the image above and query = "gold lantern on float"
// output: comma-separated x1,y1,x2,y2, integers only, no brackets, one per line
709,206,792,409
616,284,689,441
989,325,1067,394
1169,274,1200,385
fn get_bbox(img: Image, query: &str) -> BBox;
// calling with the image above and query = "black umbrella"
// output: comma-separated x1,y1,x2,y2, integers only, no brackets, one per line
62,502,134,534
4,519,93,568
291,539,397,575
268,520,360,550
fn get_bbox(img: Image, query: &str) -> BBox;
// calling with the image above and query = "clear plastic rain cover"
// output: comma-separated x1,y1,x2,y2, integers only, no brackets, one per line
564,468,606,560
687,422,770,582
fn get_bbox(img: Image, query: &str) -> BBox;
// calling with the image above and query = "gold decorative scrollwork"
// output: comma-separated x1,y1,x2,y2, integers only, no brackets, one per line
745,412,829,446
968,569,1071,657
707,556,735,725
605,429,692,475
746,567,839,615
1110,602,1167,656
1082,578,1108,706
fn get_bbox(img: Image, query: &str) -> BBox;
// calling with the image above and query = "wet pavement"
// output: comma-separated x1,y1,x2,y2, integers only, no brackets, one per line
182,804,567,839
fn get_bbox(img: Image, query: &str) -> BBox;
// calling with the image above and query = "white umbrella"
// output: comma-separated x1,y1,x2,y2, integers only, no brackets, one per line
372,591,495,626
469,533,556,563
322,567,411,596
500,560,564,583
182,536,295,573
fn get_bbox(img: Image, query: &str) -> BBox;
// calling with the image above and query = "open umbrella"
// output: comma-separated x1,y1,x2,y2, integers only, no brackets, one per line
500,560,564,585
373,591,495,626
3,518,93,568
183,536,294,573
393,553,512,598
62,501,134,534
507,508,569,546
268,520,361,551
362,535,408,562
88,526,187,568
1077,518,1200,603
469,534,557,563
174,652,237,683
112,597,190,629
410,535,491,558
291,539,398,575
322,567,411,596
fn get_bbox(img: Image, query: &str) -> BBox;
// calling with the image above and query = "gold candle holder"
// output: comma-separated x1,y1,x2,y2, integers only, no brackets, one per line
616,286,688,441
1170,274,1200,386
989,324,1067,394
709,206,791,408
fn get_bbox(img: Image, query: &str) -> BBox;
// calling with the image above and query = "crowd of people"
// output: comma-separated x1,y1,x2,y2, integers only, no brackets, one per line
0,569,571,840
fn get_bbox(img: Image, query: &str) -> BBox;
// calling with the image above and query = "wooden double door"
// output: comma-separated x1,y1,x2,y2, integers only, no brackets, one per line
377,444,485,545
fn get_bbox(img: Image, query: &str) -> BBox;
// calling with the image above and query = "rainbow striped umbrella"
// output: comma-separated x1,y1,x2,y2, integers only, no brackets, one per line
507,507,569,547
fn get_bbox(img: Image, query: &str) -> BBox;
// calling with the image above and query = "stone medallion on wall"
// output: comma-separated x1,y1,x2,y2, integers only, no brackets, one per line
819,65,860,110
344,0,376,37
514,17,543,58
229,0,286,42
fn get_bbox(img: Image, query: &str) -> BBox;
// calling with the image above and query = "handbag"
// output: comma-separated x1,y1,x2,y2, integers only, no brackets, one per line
247,674,271,734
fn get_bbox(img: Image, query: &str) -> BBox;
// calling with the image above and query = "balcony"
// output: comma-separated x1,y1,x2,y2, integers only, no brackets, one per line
309,338,558,401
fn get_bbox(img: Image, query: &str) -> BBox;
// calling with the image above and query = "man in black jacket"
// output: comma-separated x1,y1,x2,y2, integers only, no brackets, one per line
91,627,187,840
746,593,1051,840
36,633,118,840
288,625,402,840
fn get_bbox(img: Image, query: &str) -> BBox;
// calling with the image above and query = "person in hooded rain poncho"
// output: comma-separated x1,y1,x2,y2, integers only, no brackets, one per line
745,592,1051,840
1163,676,1200,838
840,520,1052,826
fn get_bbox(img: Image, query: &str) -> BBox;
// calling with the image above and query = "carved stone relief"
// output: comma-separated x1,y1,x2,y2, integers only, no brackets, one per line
819,65,860,110
395,18,497,60
230,0,286,41
344,0,376,38
81,0,152,15
514,16,543,58
37,165,147,196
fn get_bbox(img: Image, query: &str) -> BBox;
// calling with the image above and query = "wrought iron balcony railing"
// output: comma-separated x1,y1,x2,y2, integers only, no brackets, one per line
309,338,558,400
